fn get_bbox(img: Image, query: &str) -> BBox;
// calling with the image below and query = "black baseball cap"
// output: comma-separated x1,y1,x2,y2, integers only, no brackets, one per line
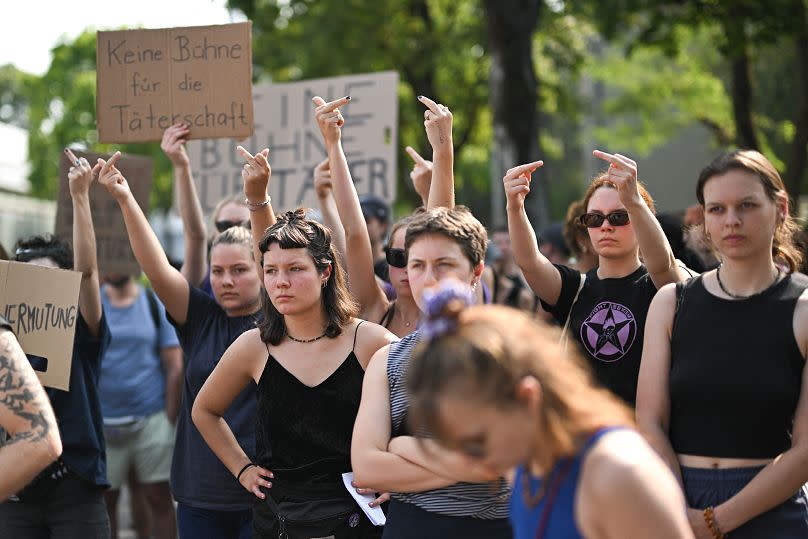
359,195,390,223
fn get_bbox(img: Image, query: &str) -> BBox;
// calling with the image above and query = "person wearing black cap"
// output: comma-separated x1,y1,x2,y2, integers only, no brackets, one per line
359,194,391,282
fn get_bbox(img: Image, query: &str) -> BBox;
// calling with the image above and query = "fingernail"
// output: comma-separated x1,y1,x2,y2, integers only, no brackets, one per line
267,482,272,487
351,481,357,487
344,95,351,100
369,502,375,507
417,95,424,100
269,472,274,478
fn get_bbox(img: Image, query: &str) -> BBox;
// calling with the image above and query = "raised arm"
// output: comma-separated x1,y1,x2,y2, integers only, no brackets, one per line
95,152,190,325
418,96,454,209
351,347,458,493
161,124,208,287
191,329,272,500
311,96,388,320
503,161,564,305
593,150,688,288
65,149,102,336
0,327,61,501
635,284,683,481
237,146,275,280
313,158,347,267
405,146,432,208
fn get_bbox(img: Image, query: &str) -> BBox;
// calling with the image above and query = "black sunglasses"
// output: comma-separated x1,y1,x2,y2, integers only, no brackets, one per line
385,247,407,268
579,211,630,229
215,219,251,233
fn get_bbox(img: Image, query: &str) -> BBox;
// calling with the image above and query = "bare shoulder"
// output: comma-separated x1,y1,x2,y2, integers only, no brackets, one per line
577,429,686,534
352,318,398,369
793,286,808,358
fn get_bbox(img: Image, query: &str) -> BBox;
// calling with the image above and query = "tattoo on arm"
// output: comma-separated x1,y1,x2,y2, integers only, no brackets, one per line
0,335,53,447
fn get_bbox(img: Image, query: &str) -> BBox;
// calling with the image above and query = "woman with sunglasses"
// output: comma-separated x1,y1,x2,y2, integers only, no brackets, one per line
309,95,453,338
98,148,271,539
637,150,808,538
505,151,690,406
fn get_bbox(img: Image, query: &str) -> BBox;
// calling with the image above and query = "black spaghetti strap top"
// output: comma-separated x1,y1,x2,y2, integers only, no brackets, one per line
379,302,396,329
669,273,807,458
255,322,365,485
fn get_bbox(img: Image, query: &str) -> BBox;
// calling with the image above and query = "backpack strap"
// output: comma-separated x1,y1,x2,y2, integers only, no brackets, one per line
144,287,162,357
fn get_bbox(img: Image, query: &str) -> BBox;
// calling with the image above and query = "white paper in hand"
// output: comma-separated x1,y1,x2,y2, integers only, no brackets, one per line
341,472,386,526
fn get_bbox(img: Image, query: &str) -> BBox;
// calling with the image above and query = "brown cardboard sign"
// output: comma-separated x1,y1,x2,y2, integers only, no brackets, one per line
54,151,153,276
0,261,82,391
96,22,254,143
186,71,398,214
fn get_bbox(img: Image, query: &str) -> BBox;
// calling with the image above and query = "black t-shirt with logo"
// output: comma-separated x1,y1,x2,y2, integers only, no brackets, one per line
541,264,658,406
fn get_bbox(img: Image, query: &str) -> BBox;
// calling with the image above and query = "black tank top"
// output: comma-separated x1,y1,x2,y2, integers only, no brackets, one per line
669,273,807,458
255,323,365,485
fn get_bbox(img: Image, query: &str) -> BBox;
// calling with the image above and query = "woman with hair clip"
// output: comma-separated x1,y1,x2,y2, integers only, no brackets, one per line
637,149,808,538
98,148,271,539
352,206,512,539
192,209,396,539
310,94,454,337
405,280,693,539
505,152,691,406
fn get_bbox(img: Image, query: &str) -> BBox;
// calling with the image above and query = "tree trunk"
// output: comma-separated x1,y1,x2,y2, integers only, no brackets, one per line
483,0,549,230
725,17,760,151
783,4,808,201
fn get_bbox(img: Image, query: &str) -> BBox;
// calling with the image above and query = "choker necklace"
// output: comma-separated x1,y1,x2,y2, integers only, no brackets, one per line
287,330,328,343
716,264,781,299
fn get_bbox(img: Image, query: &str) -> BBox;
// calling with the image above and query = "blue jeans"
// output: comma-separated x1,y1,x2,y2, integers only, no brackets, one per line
177,502,251,539
682,465,808,538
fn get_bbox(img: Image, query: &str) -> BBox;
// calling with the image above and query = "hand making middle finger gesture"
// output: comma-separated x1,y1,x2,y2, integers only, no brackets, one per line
418,95,452,152
95,151,131,203
592,149,642,208
502,161,544,211
236,146,271,203
64,148,94,197
312,95,351,149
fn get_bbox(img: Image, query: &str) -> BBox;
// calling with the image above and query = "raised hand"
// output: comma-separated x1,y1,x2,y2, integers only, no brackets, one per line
161,123,190,167
236,146,271,203
313,158,333,200
405,146,432,205
64,148,93,197
238,464,274,500
418,95,452,151
95,151,132,203
592,150,642,208
503,161,544,211
312,95,350,148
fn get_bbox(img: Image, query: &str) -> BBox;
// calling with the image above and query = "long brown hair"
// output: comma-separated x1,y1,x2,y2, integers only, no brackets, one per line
697,149,802,272
257,209,358,345
407,297,633,471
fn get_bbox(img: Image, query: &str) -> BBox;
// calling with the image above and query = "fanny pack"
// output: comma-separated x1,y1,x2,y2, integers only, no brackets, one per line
103,416,147,445
255,478,364,539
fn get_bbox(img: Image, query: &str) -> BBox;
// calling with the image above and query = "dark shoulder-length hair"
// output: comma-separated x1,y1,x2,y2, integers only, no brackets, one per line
257,209,358,345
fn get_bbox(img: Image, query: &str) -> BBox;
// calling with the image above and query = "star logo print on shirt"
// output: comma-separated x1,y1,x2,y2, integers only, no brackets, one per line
579,301,637,363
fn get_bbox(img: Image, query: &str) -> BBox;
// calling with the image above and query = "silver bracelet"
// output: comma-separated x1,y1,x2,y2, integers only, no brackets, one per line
245,196,271,211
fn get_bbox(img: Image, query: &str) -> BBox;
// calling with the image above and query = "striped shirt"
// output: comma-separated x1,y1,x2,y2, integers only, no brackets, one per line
387,331,510,518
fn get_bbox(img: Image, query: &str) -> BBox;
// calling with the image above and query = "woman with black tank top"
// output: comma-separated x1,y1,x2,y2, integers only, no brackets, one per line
193,209,396,539
505,153,691,406
637,150,808,538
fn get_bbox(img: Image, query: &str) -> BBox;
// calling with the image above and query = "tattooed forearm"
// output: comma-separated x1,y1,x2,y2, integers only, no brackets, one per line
0,333,54,445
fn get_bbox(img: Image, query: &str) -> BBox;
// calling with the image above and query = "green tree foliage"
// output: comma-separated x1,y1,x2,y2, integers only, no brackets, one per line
24,31,175,209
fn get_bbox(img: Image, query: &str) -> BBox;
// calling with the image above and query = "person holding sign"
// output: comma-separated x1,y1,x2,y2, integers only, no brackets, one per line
0,317,62,502
97,150,266,539
1,149,112,538
504,152,691,407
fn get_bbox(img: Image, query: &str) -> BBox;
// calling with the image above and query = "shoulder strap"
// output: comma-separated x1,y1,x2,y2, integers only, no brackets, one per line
144,287,162,357
352,320,365,352
559,273,586,353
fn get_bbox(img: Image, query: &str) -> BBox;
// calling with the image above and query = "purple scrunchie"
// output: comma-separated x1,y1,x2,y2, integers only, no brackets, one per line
420,280,475,340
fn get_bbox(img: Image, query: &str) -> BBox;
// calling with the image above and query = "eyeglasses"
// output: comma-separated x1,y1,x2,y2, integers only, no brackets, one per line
579,211,630,228
385,247,407,268
215,219,251,233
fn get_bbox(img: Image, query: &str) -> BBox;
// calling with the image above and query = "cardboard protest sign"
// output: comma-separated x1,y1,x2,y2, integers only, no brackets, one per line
96,22,253,143
54,151,153,276
0,261,82,391
187,71,399,214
